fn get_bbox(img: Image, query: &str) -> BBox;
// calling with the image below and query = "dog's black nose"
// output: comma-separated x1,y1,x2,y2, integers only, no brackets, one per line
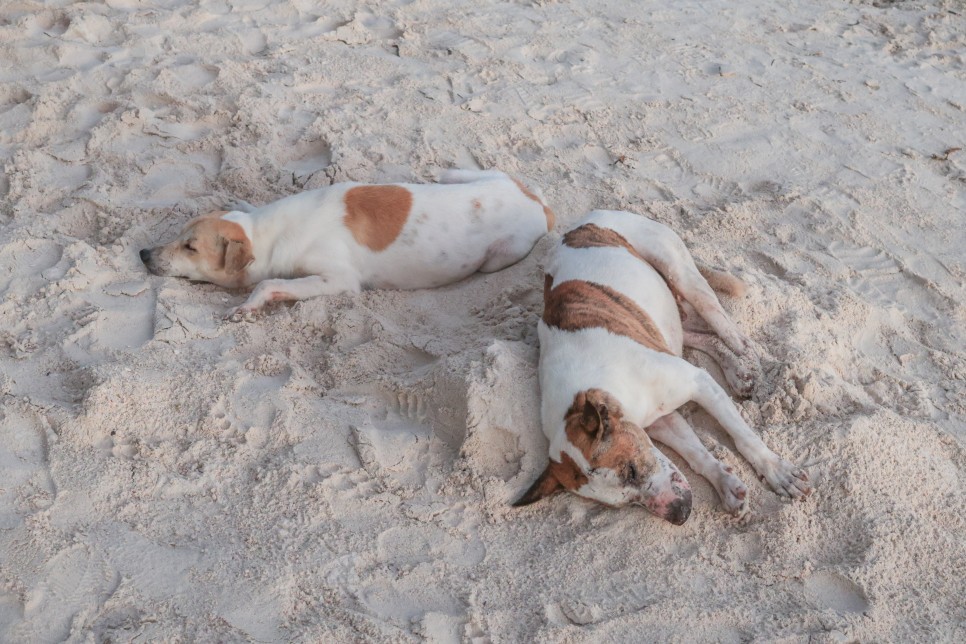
666,491,693,526
139,249,150,263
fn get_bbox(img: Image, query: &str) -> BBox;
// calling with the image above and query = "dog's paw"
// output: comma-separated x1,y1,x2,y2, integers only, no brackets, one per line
714,465,749,517
757,457,810,499
723,352,760,398
224,305,258,322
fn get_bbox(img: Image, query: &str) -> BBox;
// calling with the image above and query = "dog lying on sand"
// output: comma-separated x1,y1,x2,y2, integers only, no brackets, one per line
514,210,811,523
140,169,554,319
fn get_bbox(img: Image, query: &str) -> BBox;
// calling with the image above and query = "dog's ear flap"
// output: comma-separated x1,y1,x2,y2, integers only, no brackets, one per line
580,390,614,445
208,218,254,275
512,464,564,507
224,238,253,275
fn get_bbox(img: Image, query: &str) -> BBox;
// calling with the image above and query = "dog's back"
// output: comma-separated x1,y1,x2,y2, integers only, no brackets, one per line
357,173,551,288
544,211,685,357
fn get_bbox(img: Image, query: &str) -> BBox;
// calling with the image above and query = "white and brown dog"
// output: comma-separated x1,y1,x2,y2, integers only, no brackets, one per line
140,169,554,318
514,210,811,523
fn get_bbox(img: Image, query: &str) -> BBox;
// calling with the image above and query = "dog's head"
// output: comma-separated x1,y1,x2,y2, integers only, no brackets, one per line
140,212,254,288
513,389,692,524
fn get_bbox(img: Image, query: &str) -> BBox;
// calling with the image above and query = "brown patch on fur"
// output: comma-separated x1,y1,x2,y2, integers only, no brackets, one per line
343,185,413,251
563,389,621,461
194,218,253,276
543,279,671,354
512,178,555,231
562,223,645,261
552,452,589,490
471,198,482,210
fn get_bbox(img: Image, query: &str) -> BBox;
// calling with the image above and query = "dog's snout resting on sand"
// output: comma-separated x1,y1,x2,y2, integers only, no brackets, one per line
140,169,554,319
514,210,811,523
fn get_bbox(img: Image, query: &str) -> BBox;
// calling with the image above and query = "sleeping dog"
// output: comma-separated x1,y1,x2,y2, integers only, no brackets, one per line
140,169,554,319
515,210,810,523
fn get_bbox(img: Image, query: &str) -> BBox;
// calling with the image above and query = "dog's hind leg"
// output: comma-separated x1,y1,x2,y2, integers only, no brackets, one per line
478,234,540,273
647,412,749,516
596,213,754,357
683,331,758,397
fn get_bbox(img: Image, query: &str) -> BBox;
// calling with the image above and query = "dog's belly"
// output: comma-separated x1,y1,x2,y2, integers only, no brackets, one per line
547,245,683,354
363,252,483,289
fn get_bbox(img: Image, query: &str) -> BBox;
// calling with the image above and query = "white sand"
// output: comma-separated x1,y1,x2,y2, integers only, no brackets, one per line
2,0,965,641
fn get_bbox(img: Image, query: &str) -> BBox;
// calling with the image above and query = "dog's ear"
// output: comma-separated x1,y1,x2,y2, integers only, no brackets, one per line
224,238,253,275
205,218,253,275
580,390,615,446
512,464,564,506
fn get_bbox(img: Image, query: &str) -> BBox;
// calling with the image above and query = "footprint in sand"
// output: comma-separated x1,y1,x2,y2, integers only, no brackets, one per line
62,278,156,362
0,85,32,112
283,139,333,184
804,571,870,614
350,388,435,488
156,62,219,94
238,28,267,55
425,31,491,62
827,241,949,324
10,544,119,643
33,12,71,37
0,238,64,297
94,524,203,604
324,12,403,45
0,408,54,530
228,369,292,447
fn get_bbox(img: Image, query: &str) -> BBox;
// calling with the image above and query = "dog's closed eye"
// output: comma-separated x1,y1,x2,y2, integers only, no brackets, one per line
184,241,197,252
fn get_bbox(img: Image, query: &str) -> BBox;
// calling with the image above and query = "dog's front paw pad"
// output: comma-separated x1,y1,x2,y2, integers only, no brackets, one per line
760,459,811,499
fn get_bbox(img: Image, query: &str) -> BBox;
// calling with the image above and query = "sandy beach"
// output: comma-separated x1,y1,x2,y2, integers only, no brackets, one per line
1,0,965,640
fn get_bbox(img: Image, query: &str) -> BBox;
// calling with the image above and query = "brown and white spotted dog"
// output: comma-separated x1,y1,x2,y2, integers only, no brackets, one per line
515,210,811,523
140,169,554,319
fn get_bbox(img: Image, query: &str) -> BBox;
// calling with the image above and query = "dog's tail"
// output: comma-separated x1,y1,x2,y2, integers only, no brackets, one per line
698,265,747,298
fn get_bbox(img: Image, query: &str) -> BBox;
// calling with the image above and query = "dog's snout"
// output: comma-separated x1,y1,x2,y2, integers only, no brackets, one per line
642,463,693,524
666,490,693,525
139,248,151,263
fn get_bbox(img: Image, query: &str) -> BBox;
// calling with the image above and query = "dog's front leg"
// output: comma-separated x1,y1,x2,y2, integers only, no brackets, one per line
225,274,360,321
608,215,755,357
687,368,811,499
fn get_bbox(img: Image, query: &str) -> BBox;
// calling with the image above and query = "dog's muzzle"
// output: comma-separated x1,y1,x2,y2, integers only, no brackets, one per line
664,489,693,525
140,248,161,275
642,471,693,525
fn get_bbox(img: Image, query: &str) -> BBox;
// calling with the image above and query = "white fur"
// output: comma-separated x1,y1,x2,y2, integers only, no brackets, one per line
538,210,811,515
222,169,549,318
